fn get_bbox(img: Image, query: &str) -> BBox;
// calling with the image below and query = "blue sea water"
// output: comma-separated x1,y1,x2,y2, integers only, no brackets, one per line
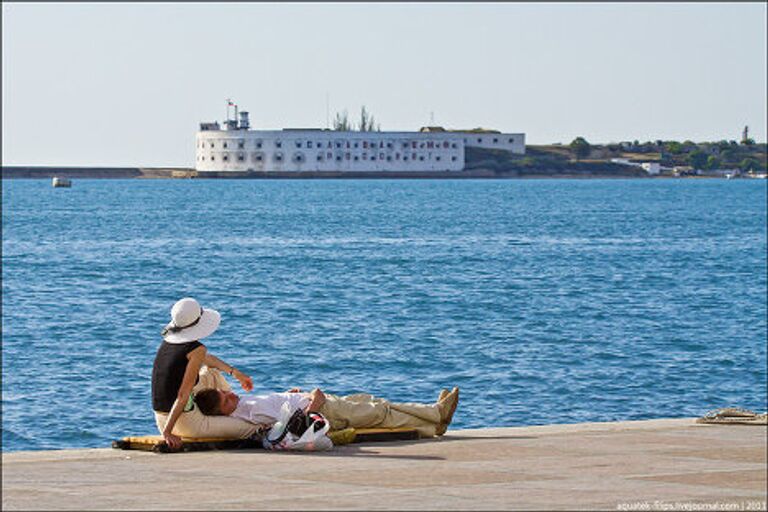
2,178,766,452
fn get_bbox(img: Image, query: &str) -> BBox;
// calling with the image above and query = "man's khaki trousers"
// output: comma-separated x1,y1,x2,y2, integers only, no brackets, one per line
320,393,441,437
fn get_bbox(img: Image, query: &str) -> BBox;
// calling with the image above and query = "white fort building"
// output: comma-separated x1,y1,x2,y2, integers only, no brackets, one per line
195,107,525,173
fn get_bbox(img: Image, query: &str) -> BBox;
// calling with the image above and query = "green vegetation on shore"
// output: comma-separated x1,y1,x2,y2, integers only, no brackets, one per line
465,137,767,177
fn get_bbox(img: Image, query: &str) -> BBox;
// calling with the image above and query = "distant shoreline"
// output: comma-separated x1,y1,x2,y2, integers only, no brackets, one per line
0,165,736,180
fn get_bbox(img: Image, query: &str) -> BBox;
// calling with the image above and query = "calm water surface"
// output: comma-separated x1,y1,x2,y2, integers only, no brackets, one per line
2,179,766,451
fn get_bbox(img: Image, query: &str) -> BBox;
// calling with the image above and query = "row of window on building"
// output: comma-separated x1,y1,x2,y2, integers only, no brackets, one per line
466,137,517,145
198,136,518,151
199,151,461,164
198,139,463,151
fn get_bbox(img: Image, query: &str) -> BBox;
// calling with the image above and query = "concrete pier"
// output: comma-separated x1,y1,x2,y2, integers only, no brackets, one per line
3,418,766,510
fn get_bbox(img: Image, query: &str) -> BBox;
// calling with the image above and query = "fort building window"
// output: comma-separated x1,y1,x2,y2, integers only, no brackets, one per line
223,155,229,161
436,156,441,161
336,155,342,161
238,140,245,149
237,153,245,161
451,143,457,148
274,152,283,162
223,142,228,148
296,141,303,148
452,156,457,161
477,138,482,143
419,156,425,161
211,156,215,161
293,152,305,163
210,142,215,148
354,142,359,148
386,156,392,161
255,141,263,149
307,141,313,148
508,138,514,143
354,156,359,161
493,138,498,143
275,141,282,148
403,156,409,161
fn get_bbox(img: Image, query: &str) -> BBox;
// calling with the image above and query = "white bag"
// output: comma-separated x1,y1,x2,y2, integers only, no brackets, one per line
262,402,334,452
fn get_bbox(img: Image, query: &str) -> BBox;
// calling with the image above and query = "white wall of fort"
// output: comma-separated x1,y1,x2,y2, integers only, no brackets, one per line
195,128,524,173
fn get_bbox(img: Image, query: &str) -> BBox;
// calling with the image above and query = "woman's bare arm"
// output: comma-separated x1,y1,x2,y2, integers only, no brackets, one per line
203,353,253,392
161,345,207,450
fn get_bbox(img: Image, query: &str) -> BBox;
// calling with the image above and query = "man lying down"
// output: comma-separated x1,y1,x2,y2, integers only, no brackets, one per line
194,386,460,439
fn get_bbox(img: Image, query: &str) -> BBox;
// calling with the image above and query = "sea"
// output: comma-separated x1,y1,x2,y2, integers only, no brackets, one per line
2,178,766,452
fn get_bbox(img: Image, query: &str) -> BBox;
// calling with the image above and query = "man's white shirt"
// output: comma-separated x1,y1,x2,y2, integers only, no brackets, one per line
231,392,310,425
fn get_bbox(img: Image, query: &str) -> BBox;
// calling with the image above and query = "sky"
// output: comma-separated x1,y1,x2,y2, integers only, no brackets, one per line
2,2,766,167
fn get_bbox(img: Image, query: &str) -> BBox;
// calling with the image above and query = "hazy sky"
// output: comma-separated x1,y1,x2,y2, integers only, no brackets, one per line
3,2,766,167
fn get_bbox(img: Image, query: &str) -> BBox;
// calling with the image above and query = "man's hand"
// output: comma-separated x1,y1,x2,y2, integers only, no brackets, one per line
163,431,183,451
233,369,253,392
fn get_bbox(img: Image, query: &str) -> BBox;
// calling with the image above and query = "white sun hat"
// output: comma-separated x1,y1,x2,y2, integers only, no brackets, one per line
162,297,221,344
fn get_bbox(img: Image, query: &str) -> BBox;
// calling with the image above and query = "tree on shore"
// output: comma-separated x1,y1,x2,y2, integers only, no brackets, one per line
705,155,720,170
333,110,352,131
569,137,591,160
665,141,683,154
358,106,380,132
686,150,708,170
739,158,760,172
334,106,381,131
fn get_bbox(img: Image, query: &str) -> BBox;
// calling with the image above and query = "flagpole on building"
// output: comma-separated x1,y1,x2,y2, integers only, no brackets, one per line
226,98,231,122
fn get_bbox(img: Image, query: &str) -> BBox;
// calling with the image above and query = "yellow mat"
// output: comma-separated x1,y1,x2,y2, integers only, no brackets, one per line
112,427,420,453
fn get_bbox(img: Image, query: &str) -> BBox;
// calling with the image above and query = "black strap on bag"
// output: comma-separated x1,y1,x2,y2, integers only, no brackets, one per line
265,409,328,447
266,409,308,446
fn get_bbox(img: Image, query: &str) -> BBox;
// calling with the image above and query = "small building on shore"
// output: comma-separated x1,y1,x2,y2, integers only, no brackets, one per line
195,107,525,174
640,162,661,175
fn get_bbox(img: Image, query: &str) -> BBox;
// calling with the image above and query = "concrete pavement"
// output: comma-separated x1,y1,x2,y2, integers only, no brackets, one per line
3,418,766,510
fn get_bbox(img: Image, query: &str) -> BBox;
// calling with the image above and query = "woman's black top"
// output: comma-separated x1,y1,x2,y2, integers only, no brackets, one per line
151,340,203,413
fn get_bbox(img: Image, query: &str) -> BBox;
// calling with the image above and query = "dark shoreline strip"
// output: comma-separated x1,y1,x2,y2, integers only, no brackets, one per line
2,166,652,179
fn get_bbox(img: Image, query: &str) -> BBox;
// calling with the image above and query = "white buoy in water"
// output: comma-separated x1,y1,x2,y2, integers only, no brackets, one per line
52,177,72,188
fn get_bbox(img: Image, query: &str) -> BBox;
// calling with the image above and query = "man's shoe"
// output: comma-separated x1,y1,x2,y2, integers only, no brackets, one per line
437,387,459,424
435,387,459,436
